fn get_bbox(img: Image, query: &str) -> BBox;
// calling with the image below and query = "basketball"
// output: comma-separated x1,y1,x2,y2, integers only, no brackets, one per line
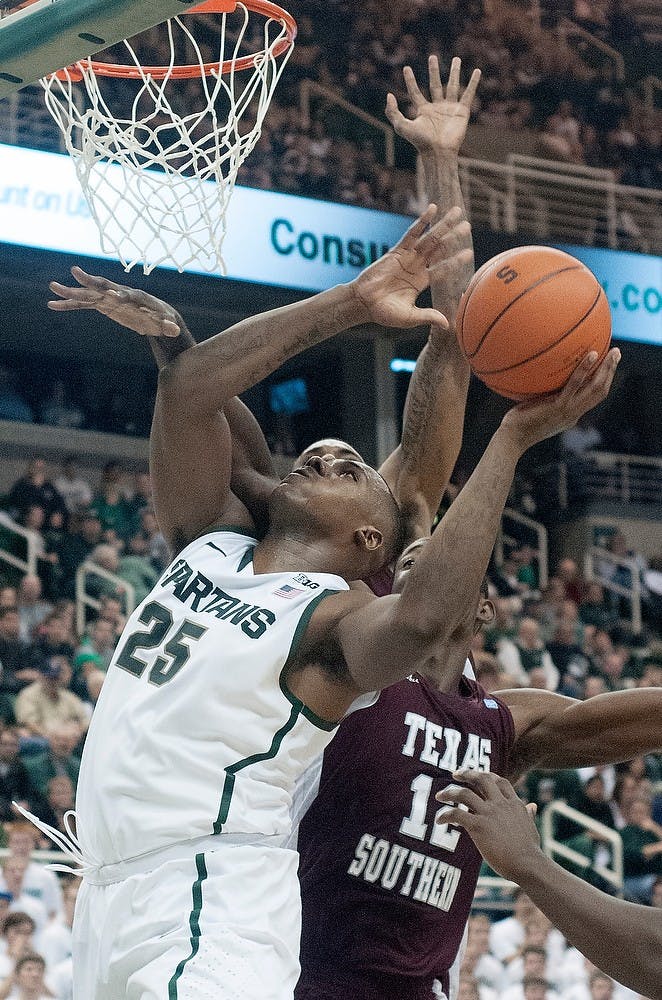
455,246,612,400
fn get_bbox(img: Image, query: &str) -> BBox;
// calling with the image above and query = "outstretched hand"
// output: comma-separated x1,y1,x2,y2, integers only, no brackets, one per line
48,267,184,338
385,55,481,154
435,770,541,881
501,348,621,453
351,205,472,330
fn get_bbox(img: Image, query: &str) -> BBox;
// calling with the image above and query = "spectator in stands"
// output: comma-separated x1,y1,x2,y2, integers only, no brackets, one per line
118,534,159,607
126,471,152,527
47,509,101,600
0,862,46,931
37,774,75,841
140,508,170,573
6,460,66,526
0,607,39,701
575,773,616,830
536,578,566,644
75,616,115,673
500,946,552,1000
14,657,88,741
0,822,62,920
546,619,590,691
0,912,38,979
39,379,84,430
36,877,76,974
556,559,583,605
496,618,560,690
0,368,33,425
16,578,52,645
21,724,81,803
461,913,504,993
609,773,639,829
29,614,74,665
90,461,134,543
0,727,33,823
53,457,92,515
489,890,536,964
0,589,17,611
7,951,51,1000
85,545,127,609
96,595,125,637
621,795,662,903
578,583,616,631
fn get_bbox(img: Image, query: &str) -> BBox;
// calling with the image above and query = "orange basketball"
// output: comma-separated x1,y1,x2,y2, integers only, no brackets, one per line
455,246,612,400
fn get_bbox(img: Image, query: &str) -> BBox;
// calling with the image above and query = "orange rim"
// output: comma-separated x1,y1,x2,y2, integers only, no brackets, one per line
54,0,297,82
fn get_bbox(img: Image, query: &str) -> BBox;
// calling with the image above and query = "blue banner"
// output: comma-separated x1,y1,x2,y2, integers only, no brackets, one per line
1,143,660,346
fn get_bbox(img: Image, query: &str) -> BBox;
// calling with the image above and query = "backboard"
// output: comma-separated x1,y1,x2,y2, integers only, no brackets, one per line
0,0,204,100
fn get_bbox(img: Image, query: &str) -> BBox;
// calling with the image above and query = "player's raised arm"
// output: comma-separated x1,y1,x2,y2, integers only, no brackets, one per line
48,208,447,550
332,349,620,691
498,686,662,776
381,56,480,538
435,771,662,1000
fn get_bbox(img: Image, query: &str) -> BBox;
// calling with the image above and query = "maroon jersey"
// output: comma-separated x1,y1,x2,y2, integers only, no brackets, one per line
295,675,515,1000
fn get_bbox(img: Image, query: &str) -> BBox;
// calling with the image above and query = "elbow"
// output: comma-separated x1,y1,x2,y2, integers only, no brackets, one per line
158,353,230,413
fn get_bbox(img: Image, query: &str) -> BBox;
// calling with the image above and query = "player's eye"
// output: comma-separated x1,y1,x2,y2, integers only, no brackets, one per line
401,558,415,570
340,470,357,480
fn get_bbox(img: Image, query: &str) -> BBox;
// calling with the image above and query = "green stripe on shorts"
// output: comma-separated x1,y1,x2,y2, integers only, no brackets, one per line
168,852,208,999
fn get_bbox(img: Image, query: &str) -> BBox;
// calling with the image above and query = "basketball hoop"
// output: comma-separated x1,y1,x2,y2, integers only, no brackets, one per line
40,0,297,274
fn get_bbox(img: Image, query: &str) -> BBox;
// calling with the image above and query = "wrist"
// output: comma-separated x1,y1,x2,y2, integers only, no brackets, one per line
505,844,548,885
346,279,375,327
494,421,529,461
421,147,460,167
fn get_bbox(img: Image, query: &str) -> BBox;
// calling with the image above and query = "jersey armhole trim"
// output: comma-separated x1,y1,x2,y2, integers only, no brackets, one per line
280,588,342,732
205,524,258,540
237,547,255,572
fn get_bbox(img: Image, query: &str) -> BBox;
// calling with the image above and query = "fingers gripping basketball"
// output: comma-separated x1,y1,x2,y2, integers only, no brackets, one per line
455,246,612,400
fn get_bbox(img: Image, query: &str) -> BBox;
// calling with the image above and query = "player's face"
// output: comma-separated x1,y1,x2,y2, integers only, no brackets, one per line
392,537,428,594
294,439,365,469
281,455,388,508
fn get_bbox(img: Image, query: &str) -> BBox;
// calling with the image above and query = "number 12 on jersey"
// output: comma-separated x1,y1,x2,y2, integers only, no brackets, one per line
400,773,467,851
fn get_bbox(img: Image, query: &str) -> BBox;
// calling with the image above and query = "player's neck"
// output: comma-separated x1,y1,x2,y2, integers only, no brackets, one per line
254,529,359,580
423,643,470,694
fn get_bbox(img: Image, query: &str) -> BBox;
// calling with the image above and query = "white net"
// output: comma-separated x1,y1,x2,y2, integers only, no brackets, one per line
40,3,293,274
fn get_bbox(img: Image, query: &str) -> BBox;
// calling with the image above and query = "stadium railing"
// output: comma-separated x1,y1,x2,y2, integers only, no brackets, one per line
583,546,643,635
641,73,662,109
541,798,624,895
0,511,40,577
494,508,549,590
537,452,662,510
459,156,662,254
299,79,395,167
557,17,626,80
75,562,135,637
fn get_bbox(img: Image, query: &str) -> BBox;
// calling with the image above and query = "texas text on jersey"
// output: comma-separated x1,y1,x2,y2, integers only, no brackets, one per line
295,674,515,1000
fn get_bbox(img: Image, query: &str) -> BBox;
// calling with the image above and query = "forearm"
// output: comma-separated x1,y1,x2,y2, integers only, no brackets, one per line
399,424,521,637
148,318,196,369
391,328,470,533
538,689,662,768
422,150,473,321
421,149,466,224
163,284,365,411
512,849,662,999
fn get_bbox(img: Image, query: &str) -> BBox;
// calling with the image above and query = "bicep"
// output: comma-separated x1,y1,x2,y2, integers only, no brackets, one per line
334,593,432,692
504,689,585,774
150,380,253,551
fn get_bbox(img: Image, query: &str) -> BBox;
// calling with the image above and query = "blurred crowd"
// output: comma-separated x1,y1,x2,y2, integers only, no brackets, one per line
232,0,661,211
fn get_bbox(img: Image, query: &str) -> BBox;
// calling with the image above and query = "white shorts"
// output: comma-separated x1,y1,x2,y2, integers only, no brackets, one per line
72,842,302,1000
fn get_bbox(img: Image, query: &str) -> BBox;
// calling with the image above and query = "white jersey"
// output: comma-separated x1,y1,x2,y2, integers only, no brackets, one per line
76,529,348,866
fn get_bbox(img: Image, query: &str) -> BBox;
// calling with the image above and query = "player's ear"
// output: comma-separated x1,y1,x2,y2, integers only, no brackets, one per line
476,598,496,627
354,526,384,552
